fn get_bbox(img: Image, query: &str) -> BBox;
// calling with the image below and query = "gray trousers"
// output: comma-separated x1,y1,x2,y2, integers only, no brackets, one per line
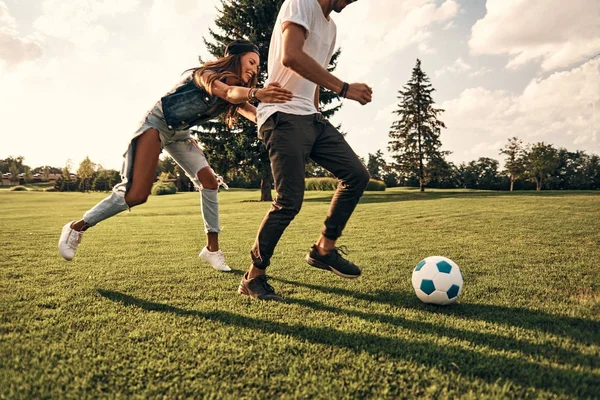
251,112,370,269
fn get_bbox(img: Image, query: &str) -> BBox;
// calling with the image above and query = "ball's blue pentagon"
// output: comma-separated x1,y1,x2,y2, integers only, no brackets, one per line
436,260,452,274
415,259,426,271
447,284,460,299
420,279,435,295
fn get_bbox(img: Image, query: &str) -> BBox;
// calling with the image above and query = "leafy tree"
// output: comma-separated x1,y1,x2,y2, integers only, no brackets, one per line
366,150,386,180
77,157,96,192
457,158,502,190
23,166,34,183
92,167,120,191
92,168,110,191
388,59,447,192
305,160,332,178
197,0,343,200
42,166,50,181
381,169,399,188
1,156,24,174
500,137,526,191
57,160,77,192
9,162,19,184
156,155,177,179
426,157,458,189
584,154,600,190
523,142,559,191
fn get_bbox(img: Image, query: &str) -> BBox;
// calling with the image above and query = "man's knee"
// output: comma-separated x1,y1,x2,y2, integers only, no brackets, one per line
358,166,370,188
273,191,304,215
349,164,370,191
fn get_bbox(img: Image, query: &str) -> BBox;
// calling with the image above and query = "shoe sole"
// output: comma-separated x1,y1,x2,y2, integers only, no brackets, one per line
305,255,361,279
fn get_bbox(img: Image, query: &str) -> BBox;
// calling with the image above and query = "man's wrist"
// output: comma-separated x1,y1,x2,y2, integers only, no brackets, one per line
338,82,349,98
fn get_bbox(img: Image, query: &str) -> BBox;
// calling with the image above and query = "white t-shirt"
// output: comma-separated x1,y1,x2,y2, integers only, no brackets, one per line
257,0,337,129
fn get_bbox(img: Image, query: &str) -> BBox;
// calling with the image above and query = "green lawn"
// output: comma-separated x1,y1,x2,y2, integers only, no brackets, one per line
1,188,599,399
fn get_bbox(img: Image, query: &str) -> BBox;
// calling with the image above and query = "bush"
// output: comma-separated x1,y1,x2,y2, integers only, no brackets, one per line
151,181,177,195
305,177,338,191
10,185,28,191
305,178,386,191
365,179,386,191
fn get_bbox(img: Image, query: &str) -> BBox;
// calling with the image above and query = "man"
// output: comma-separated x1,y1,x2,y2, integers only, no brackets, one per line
238,0,373,300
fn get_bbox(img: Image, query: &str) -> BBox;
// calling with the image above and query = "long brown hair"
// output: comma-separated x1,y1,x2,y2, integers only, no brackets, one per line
185,53,259,128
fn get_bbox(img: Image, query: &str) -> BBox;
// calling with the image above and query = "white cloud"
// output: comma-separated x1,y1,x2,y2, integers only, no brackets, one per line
435,57,471,78
33,0,140,48
441,59,600,162
335,0,460,78
468,67,492,78
469,0,600,71
0,1,42,68
375,102,398,126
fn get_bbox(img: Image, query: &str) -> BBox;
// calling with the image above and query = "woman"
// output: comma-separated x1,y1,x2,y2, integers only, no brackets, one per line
58,40,293,272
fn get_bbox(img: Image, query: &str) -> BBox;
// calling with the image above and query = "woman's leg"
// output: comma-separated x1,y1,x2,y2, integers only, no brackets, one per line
165,137,230,271
59,128,162,261
196,166,219,251
72,128,162,231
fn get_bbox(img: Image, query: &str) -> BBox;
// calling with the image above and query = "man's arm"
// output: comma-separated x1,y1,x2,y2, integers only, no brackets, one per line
314,86,320,111
281,22,372,105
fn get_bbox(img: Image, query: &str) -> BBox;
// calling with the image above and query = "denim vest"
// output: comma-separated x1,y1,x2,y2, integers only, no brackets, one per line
160,74,228,131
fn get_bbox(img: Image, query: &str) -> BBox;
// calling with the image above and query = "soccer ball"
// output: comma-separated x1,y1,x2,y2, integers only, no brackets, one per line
411,256,463,305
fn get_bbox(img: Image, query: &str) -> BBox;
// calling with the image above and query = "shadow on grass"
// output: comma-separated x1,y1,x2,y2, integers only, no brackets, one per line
272,278,600,347
303,189,600,205
98,289,599,398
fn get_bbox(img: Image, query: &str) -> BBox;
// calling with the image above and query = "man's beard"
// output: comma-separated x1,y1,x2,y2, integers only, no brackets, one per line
332,0,344,13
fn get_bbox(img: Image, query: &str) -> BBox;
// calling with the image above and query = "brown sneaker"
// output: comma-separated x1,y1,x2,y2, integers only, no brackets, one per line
238,273,283,301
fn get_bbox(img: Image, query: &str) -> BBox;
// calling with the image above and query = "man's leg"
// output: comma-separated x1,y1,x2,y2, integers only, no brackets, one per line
305,115,370,278
241,113,316,299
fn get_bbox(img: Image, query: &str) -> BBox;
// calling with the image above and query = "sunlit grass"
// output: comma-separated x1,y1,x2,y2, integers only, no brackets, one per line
1,188,599,398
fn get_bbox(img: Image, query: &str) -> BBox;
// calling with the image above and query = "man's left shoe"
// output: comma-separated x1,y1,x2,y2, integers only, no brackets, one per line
305,245,361,279
199,247,231,272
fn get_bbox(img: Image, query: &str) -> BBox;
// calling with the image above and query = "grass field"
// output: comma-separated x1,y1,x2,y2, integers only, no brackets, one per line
1,188,599,399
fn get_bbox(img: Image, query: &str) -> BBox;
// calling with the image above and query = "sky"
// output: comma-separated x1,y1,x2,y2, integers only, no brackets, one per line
1,0,599,171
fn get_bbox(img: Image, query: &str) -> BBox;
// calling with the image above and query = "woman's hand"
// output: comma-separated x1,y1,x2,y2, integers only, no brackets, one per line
255,82,294,103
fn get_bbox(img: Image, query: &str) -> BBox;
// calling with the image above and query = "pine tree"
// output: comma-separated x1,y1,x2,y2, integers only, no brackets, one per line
388,59,446,192
195,0,342,201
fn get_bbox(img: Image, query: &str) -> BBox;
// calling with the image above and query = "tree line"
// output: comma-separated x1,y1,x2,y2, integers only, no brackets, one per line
366,140,600,191
377,59,599,191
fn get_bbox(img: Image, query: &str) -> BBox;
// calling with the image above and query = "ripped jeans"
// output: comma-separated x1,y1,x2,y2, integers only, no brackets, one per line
82,104,220,233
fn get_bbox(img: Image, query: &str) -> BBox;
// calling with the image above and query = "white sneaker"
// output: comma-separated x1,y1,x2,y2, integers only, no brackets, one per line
199,247,231,272
58,221,84,261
